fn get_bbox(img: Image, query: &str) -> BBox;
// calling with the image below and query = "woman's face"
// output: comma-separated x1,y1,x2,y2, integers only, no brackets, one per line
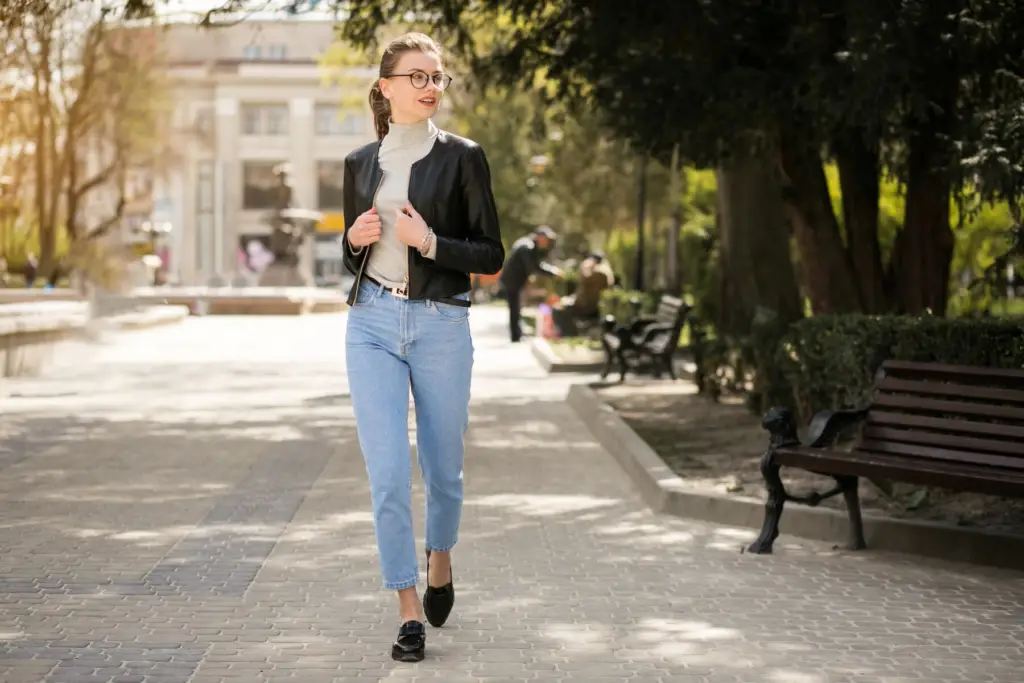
380,50,445,124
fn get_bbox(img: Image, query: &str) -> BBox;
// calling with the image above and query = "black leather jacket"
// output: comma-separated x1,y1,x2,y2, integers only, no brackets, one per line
341,130,504,307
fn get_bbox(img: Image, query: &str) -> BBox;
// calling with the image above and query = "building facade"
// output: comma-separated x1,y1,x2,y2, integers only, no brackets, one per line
111,19,451,287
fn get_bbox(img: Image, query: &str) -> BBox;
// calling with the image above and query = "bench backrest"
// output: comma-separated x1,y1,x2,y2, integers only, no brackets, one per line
860,360,1024,473
654,295,689,350
653,295,687,326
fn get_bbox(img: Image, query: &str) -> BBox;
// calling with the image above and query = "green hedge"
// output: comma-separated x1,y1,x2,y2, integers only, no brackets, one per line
598,288,661,323
765,314,1024,420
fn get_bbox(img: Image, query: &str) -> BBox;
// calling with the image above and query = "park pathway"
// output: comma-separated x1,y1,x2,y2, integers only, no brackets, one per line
1,305,1022,682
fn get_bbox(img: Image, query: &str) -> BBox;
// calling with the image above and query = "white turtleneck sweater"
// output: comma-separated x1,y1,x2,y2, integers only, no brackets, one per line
359,118,440,287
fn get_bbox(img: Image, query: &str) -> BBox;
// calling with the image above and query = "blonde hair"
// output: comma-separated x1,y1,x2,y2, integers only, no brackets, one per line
369,32,444,140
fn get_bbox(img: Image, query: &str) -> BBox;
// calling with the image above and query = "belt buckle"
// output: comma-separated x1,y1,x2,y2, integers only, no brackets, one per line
390,281,409,300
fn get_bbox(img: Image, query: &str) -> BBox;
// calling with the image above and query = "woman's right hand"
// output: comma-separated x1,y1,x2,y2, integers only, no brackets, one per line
347,207,382,249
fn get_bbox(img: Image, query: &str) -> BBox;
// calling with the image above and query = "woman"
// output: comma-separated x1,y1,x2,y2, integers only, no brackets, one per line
341,32,504,662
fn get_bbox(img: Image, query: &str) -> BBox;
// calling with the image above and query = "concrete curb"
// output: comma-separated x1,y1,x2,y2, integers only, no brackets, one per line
104,305,191,331
531,337,605,374
0,302,90,378
567,382,1024,572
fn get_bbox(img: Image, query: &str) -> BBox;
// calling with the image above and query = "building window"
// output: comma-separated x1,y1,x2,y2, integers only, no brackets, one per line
314,105,339,135
341,112,366,135
243,44,286,60
315,105,366,136
240,104,289,136
243,161,284,210
193,106,213,139
317,161,344,209
265,106,288,135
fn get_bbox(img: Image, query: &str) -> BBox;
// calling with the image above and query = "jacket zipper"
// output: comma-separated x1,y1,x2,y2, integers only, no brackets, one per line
352,169,385,295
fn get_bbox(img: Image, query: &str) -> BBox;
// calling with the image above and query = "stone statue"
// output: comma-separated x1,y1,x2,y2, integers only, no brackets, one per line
258,163,323,287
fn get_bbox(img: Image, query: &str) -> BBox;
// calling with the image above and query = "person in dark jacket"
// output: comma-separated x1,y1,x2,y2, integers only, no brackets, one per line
498,225,561,342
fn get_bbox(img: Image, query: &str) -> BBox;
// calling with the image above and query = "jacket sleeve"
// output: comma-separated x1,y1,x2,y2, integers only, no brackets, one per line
341,156,365,277
432,144,505,275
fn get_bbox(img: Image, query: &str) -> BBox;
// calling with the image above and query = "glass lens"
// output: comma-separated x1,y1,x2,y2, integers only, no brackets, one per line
433,74,453,91
410,72,429,89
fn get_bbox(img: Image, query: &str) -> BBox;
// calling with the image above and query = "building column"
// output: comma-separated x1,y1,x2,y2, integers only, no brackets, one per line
214,96,238,283
290,98,315,285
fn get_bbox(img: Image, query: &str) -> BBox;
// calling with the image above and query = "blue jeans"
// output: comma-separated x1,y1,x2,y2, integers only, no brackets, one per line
345,281,474,590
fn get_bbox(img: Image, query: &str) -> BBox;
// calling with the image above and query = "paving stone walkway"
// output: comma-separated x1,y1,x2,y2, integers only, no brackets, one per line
1,307,1023,683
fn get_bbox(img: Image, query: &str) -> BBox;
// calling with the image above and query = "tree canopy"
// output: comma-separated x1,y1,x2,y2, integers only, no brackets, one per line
89,0,1024,316
333,0,1024,315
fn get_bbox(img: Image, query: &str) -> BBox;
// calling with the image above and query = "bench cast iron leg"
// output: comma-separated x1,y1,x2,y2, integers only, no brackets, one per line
837,475,867,550
748,408,800,555
599,316,617,381
616,348,629,383
649,352,663,379
747,446,785,554
599,343,613,380
664,354,677,380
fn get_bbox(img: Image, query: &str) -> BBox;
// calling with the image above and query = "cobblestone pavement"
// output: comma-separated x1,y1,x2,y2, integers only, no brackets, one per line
1,307,1023,683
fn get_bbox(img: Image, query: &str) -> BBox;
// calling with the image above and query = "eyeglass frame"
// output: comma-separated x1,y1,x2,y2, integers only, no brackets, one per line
386,71,454,91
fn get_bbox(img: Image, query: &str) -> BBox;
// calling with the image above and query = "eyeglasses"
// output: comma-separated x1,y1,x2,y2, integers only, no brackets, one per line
389,71,453,91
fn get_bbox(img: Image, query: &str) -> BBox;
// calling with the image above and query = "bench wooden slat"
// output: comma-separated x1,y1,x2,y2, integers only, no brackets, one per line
863,425,1024,457
654,299,684,324
775,446,1024,498
867,410,1024,440
876,377,1024,405
871,393,1024,421
882,360,1024,385
857,438,1024,470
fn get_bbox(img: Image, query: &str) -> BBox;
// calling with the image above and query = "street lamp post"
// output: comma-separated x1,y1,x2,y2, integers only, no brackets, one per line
634,150,648,292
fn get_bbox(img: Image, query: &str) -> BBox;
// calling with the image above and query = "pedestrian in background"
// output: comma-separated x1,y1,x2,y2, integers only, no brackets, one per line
498,225,562,342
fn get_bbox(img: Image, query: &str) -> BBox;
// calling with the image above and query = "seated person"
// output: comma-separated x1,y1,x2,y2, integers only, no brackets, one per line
552,252,614,336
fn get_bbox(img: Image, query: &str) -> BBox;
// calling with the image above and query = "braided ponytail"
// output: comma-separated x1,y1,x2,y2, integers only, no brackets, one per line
369,81,391,140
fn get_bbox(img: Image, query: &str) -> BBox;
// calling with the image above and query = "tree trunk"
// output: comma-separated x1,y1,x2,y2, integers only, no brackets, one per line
834,130,887,313
665,145,682,294
888,81,957,316
32,29,57,278
715,159,803,338
889,136,955,315
777,125,862,314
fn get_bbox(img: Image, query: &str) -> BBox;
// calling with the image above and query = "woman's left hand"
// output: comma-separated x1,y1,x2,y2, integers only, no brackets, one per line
395,203,429,248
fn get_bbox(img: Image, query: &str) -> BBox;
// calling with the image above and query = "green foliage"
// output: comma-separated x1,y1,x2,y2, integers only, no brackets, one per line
746,307,793,413
947,200,1019,315
824,164,903,264
598,288,658,324
0,218,72,269
447,84,653,251
771,315,1024,421
600,167,717,300
446,87,539,244
602,228,637,290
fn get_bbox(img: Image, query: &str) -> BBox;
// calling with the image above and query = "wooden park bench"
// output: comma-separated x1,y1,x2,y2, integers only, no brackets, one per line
747,360,1024,554
599,294,691,382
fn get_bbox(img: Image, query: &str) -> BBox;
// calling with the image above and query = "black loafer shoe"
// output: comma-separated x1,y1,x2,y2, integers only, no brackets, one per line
423,550,455,628
391,620,425,662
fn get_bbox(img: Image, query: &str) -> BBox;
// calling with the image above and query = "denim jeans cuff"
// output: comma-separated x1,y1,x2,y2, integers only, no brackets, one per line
426,542,457,553
384,575,419,591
